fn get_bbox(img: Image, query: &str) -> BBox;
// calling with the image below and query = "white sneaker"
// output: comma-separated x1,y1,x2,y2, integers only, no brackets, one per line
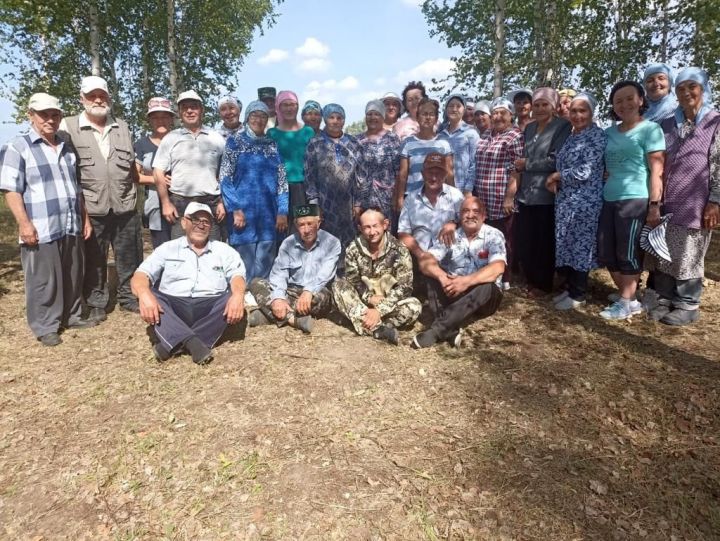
555,296,586,311
553,290,570,304
502,281,511,291
244,291,258,307
600,299,643,320
628,299,644,315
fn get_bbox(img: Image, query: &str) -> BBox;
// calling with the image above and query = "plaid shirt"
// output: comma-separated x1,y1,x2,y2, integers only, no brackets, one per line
474,127,524,220
0,128,82,244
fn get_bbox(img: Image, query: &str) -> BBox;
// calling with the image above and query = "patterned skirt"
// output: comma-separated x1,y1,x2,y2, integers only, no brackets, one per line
645,223,712,280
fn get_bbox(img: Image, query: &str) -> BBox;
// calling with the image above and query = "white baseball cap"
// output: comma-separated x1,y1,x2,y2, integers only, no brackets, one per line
177,90,203,105
28,93,62,112
184,202,213,217
146,97,175,115
80,76,110,96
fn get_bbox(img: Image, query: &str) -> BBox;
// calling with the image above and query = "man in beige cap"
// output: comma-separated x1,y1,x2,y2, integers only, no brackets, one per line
0,93,94,346
61,75,143,322
152,90,227,241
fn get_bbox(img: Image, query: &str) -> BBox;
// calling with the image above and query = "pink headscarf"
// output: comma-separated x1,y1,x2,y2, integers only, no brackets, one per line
275,90,299,119
532,87,559,109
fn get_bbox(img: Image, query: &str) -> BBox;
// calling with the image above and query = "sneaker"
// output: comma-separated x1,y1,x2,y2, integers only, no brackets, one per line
247,309,270,328
502,281,511,291
554,296,586,311
292,315,314,334
628,299,644,315
39,332,62,347
648,304,671,321
153,343,172,362
660,308,699,326
600,300,634,320
373,325,399,345
552,290,569,304
244,291,258,308
411,329,438,349
88,307,107,322
448,328,464,348
184,336,213,365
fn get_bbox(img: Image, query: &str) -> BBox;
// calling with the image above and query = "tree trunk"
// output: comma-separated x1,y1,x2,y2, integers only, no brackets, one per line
493,0,506,98
89,2,102,76
167,0,179,101
659,0,669,63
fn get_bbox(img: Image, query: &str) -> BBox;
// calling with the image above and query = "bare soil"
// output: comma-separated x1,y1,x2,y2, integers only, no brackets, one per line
1,208,718,540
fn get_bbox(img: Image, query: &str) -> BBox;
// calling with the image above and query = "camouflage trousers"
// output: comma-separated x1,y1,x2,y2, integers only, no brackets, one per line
249,278,332,324
332,278,422,336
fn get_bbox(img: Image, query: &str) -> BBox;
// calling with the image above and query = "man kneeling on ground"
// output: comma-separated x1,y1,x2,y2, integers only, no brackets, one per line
414,197,505,348
249,204,341,333
332,207,421,345
131,202,246,364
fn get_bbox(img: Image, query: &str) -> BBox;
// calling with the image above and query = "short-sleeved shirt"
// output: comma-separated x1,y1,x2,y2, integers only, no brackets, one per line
604,120,665,201
153,126,226,197
428,225,507,287
137,236,246,298
267,125,316,184
0,128,82,244
397,183,464,251
400,136,453,193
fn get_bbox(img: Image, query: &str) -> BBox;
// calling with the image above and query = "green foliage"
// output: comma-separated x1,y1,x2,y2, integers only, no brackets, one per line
344,119,366,135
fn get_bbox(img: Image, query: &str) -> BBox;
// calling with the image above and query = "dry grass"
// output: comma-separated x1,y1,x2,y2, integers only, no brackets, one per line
0,207,718,540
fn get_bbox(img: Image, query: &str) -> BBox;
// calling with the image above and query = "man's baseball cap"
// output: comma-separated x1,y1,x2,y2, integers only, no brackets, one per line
28,93,62,112
423,152,446,171
80,76,110,96
184,202,213,217
147,97,175,115
177,90,203,105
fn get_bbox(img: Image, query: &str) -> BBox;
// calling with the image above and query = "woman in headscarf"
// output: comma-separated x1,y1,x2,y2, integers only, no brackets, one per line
473,100,492,137
546,93,607,310
134,97,175,248
394,97,453,213
510,88,533,131
268,90,316,213
217,95,242,139
514,88,571,296
393,81,428,140
220,101,289,284
356,100,402,220
301,100,322,134
381,92,403,131
645,67,720,325
557,88,576,120
438,94,481,196
643,63,678,124
473,97,524,289
304,103,365,248
597,80,665,320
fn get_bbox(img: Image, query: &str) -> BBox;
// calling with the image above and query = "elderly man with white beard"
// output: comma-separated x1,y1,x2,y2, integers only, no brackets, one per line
62,76,143,322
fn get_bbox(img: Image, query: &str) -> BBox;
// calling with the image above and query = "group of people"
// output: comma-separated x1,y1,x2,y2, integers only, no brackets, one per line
1,63,718,361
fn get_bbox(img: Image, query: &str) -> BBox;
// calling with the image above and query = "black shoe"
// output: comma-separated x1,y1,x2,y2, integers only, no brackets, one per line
120,302,140,314
39,332,62,347
648,304,671,321
373,325,399,345
66,318,98,330
291,315,314,334
247,309,270,328
411,329,437,349
660,308,699,326
153,343,172,362
88,307,107,322
184,336,214,365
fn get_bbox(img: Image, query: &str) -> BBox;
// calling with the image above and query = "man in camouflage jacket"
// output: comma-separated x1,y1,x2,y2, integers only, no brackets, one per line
332,208,422,345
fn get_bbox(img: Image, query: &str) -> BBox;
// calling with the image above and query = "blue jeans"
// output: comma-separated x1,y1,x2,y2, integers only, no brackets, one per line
234,241,276,284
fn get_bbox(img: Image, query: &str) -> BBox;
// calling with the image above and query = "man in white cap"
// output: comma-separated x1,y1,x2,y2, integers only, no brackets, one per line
152,90,227,242
130,202,247,365
61,75,143,322
0,93,95,346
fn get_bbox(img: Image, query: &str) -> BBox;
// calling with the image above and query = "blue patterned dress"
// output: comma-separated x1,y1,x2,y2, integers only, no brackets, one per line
304,131,365,248
355,130,401,218
554,124,607,271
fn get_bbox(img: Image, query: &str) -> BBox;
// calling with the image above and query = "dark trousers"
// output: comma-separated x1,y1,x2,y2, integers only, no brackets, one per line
150,224,172,249
249,278,332,323
169,193,225,242
85,211,143,309
20,235,84,337
153,289,231,351
515,203,555,292
557,266,588,300
486,214,515,283
654,270,703,310
426,278,502,340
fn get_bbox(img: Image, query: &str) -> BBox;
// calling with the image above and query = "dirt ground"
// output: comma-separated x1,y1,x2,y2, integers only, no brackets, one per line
1,208,719,541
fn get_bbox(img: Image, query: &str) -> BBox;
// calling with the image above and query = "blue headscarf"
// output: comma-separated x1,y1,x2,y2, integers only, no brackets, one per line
643,63,678,122
243,100,270,139
302,100,322,115
322,103,345,121
674,67,714,127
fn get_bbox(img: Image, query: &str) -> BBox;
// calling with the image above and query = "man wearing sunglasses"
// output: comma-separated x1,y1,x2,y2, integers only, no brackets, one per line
130,202,247,365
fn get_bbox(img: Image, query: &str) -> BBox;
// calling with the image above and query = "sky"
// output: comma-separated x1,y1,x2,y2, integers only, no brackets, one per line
0,0,462,141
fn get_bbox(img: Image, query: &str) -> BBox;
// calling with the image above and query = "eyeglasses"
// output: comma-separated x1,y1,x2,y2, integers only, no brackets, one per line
189,217,212,228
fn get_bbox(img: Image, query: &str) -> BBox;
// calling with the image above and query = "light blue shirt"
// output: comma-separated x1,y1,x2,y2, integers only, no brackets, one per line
269,229,341,301
438,122,480,193
137,236,246,298
397,184,464,251
400,136,453,193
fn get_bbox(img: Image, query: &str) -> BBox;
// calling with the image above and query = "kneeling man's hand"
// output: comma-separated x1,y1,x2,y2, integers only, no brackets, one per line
224,293,245,325
271,298,291,321
295,291,313,315
139,291,163,325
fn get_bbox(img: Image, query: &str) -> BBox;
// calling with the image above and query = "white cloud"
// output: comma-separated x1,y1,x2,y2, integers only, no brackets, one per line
295,37,330,58
257,48,289,65
400,0,423,7
338,76,359,90
395,58,456,83
296,58,332,73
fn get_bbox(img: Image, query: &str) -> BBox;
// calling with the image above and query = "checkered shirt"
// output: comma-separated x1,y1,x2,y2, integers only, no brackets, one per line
0,128,82,244
474,127,524,220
